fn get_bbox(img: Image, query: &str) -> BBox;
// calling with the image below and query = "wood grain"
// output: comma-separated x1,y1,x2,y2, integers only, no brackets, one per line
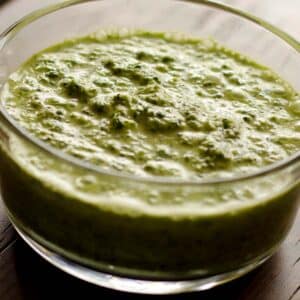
0,1,299,299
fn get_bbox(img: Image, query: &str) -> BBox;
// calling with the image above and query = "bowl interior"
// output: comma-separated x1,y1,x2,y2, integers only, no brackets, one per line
0,0,299,91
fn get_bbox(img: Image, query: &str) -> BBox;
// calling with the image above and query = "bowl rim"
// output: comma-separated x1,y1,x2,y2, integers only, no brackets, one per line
0,0,299,187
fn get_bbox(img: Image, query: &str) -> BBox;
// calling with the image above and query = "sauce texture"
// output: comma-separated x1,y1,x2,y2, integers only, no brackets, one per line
2,31,299,180
0,31,299,277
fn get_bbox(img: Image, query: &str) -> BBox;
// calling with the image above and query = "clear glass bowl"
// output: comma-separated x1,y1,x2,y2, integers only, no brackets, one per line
0,0,299,295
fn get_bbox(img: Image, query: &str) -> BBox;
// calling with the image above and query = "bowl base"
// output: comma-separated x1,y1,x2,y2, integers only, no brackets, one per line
12,223,272,295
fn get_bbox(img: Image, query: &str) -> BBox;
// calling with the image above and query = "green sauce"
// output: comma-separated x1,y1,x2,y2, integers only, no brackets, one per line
0,30,299,278
3,31,299,179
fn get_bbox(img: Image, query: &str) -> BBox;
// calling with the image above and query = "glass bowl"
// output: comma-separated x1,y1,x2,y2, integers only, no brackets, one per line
0,0,299,295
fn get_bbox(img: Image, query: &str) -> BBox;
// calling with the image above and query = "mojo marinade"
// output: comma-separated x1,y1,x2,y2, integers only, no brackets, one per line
1,31,299,276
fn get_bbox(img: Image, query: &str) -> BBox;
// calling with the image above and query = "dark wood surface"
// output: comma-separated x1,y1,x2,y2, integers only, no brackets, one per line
0,1,299,299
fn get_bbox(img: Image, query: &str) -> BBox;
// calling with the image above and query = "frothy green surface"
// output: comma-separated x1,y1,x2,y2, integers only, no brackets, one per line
2,31,299,180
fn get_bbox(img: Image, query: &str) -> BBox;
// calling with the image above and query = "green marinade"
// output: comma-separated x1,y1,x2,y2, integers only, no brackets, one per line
0,31,299,278
2,31,300,179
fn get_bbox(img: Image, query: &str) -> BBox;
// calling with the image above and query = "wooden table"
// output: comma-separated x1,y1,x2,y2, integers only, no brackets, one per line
0,1,299,299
